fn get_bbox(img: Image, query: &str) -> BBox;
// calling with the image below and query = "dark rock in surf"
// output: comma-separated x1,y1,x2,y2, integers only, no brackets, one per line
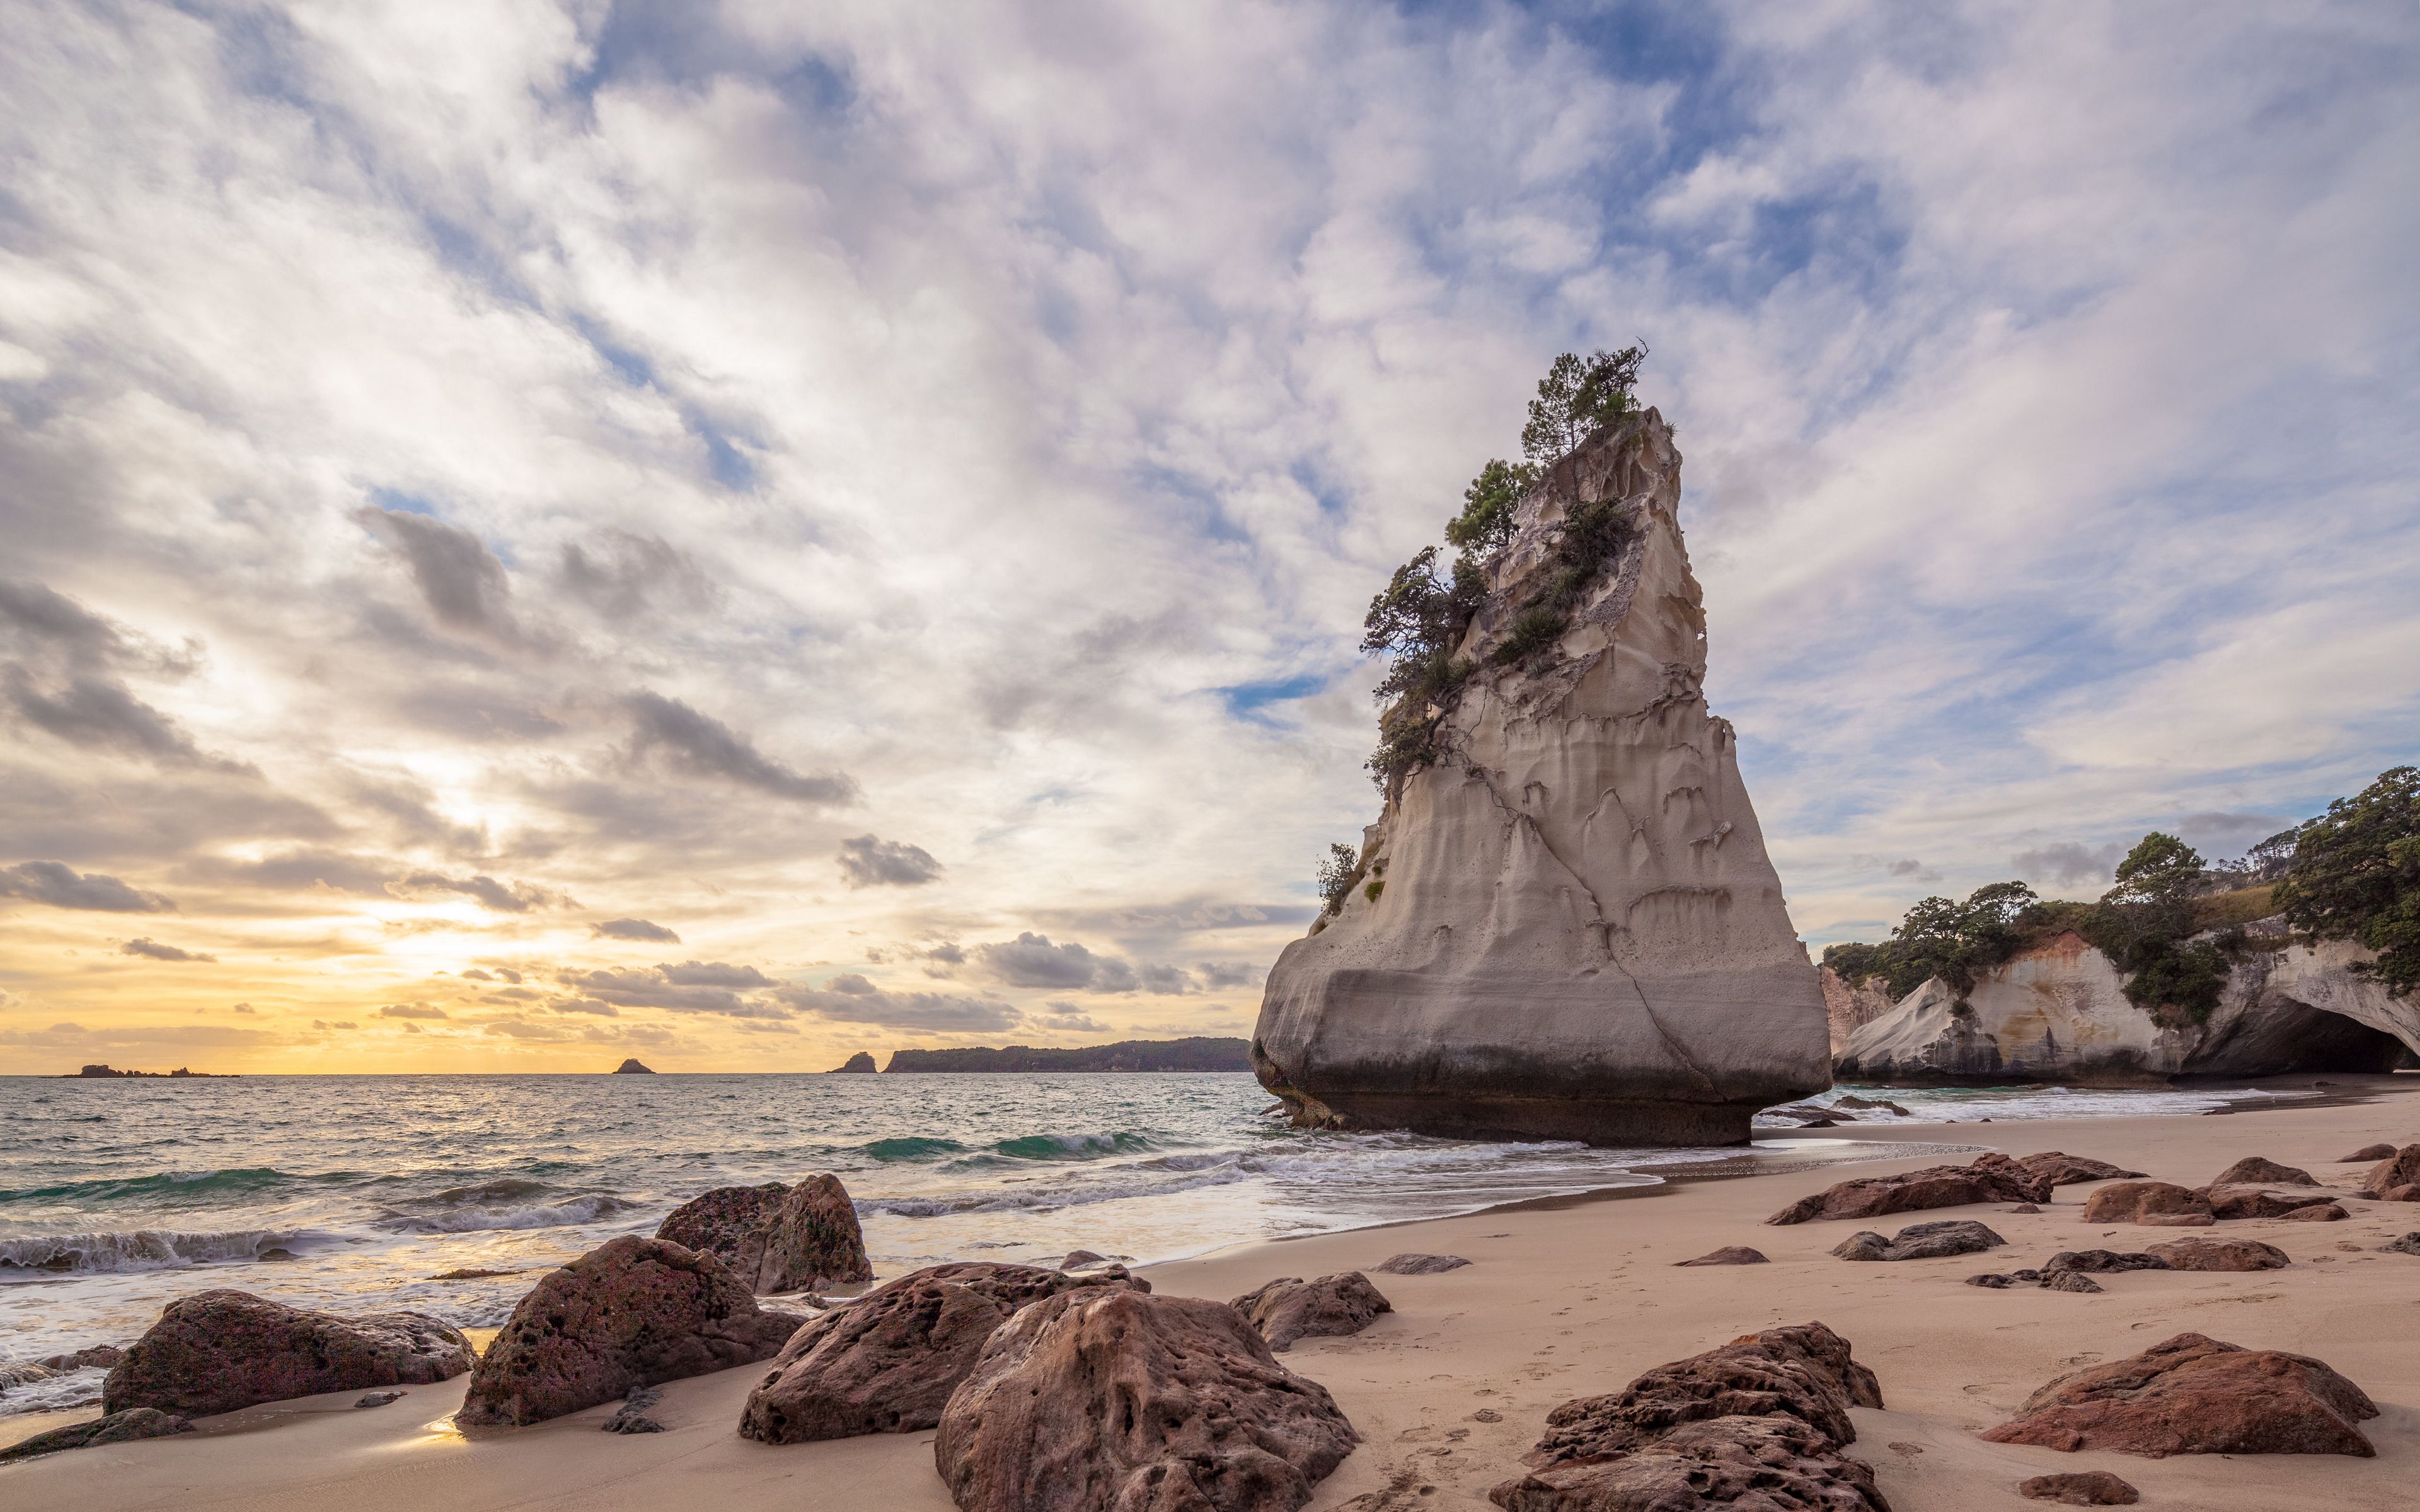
103,1290,472,1418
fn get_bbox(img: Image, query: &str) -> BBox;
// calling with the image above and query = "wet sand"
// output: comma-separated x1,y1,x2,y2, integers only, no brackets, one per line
6,1082,2417,1509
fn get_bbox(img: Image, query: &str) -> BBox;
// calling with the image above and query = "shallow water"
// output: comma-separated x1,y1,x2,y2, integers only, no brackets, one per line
0,1072,2306,1414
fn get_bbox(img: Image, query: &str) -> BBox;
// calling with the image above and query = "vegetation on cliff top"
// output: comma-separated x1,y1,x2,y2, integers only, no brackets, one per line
1825,763,2420,1020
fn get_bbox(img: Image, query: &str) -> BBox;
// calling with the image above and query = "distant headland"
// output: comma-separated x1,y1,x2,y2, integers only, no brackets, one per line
882,1037,1250,1073
65,1064,234,1079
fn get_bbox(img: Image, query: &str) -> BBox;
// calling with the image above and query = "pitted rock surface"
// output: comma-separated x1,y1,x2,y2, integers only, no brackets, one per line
1231,1271,1393,1351
935,1288,1357,1512
103,1290,472,1418
1492,1412,1888,1511
737,1262,1143,1444
653,1174,872,1295
456,1235,803,1427
1768,1154,2050,1225
655,1183,787,1265
1982,1332,2377,1457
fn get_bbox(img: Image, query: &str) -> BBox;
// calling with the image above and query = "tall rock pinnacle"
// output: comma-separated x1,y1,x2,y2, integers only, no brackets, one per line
1252,410,1828,1145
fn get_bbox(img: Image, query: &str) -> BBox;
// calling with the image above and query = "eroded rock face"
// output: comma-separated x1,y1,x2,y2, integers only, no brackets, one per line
737,1262,1140,1444
103,1290,472,1418
2081,1182,2213,1226
1822,968,1898,1058
1231,1272,1392,1352
456,1235,803,1428
657,1183,787,1264
1981,1332,2377,1457
1768,1154,2050,1225
1492,1322,1886,1512
2017,1152,2146,1186
1836,934,2418,1085
935,1288,1357,1512
1252,413,1829,1146
1831,1220,2003,1263
2145,1237,2287,1272
0,1407,191,1462
1373,1253,1471,1275
653,1175,873,1295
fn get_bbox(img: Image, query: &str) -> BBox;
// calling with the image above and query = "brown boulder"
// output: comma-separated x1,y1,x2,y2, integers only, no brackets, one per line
2043,1251,2169,1274
2209,1156,2317,1188
1231,1271,1392,1351
2080,1182,2213,1226
656,1174,872,1295
1981,1331,2377,1457
2198,1185,2339,1221
2145,1236,2288,1272
2340,1142,2395,1162
1494,1322,1886,1512
0,1407,192,1463
2381,1232,2420,1254
2282,1202,2348,1222
935,1288,1357,1512
1491,1413,1888,1512
2017,1470,2139,1504
2017,1152,2146,1186
737,1262,1141,1444
1767,1154,2050,1225
1674,1247,1770,1267
1372,1253,1470,1275
103,1290,471,1418
1831,1220,2003,1263
656,1182,786,1263
2382,1184,2420,1202
2358,1144,2420,1196
456,1235,804,1427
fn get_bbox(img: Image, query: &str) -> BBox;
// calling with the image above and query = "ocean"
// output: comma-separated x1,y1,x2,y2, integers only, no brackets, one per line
0,1072,2303,1419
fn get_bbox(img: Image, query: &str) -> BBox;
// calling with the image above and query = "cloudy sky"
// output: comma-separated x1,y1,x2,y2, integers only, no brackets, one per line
3,1,2414,1074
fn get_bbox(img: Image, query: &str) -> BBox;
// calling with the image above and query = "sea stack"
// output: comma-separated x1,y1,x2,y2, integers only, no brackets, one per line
1252,410,1829,1145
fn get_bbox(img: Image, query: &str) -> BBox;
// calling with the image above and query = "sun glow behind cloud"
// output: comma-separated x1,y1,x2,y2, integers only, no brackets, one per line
1,1,2415,1071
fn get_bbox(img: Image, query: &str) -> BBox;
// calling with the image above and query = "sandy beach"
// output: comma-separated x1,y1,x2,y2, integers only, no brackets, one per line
7,1081,2416,1511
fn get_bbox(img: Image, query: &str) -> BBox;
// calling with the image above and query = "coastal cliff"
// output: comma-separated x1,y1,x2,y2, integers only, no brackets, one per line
883,1038,1250,1073
1252,411,1830,1145
1836,929,2419,1084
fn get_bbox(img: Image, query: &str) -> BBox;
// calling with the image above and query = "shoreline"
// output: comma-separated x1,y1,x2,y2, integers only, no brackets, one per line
5,1079,2417,1506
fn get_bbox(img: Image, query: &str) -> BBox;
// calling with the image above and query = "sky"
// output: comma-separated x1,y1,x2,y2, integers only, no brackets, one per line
1,1,2415,1074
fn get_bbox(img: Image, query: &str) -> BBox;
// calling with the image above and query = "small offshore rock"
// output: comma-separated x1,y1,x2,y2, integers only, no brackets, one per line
2210,1156,2319,1188
827,1051,877,1073
1982,1331,2377,1457
1832,1219,2003,1263
354,1390,406,1408
2340,1142,2395,1162
37,1345,124,1372
1231,1271,1392,1351
2019,1469,2140,1504
105,1290,473,1418
612,1058,655,1074
1674,1247,1768,1267
0,1407,192,1463
935,1288,1357,1512
456,1235,804,1428
2082,1181,2214,1227
1056,1249,1107,1270
2145,1236,2289,1272
2018,1152,2147,1186
1373,1252,1472,1275
1834,1094,1910,1116
1767,1153,2049,1224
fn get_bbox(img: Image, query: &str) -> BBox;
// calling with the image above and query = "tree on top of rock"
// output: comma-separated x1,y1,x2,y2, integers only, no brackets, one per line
1520,345,1649,468
2276,765,2420,997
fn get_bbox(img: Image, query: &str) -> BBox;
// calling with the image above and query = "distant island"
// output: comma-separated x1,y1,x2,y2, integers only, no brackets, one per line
883,1037,1252,1073
611,1058,655,1074
67,1064,233,1079
828,1051,877,1073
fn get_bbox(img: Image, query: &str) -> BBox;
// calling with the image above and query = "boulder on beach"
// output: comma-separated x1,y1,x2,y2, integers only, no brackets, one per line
0,1407,192,1463
2018,1469,2140,1504
1981,1331,2378,1457
456,1235,804,1428
2341,1142,2395,1162
2357,1143,2420,1196
2145,1237,2288,1272
2198,1184,2339,1221
2380,1232,2420,1254
103,1290,473,1418
1674,1246,1768,1267
2044,1250,2170,1274
653,1174,873,1295
737,1261,1143,1445
2282,1202,2349,1222
2080,1181,2214,1227
1830,1220,2003,1263
2017,1152,2147,1186
1251,413,1833,1147
935,1288,1357,1512
1231,1271,1392,1351
1494,1321,1887,1512
1373,1252,1471,1275
1767,1153,2050,1225
2209,1156,2318,1188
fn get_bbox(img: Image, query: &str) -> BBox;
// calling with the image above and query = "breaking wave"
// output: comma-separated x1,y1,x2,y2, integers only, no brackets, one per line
0,1228,313,1274
375,1191,637,1234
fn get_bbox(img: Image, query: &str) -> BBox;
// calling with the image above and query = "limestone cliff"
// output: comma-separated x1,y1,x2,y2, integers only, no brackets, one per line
1252,411,1830,1145
1821,966,1897,1057
1835,929,2419,1084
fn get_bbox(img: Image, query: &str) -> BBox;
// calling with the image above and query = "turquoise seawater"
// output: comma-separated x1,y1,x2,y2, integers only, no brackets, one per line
0,1072,2295,1416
